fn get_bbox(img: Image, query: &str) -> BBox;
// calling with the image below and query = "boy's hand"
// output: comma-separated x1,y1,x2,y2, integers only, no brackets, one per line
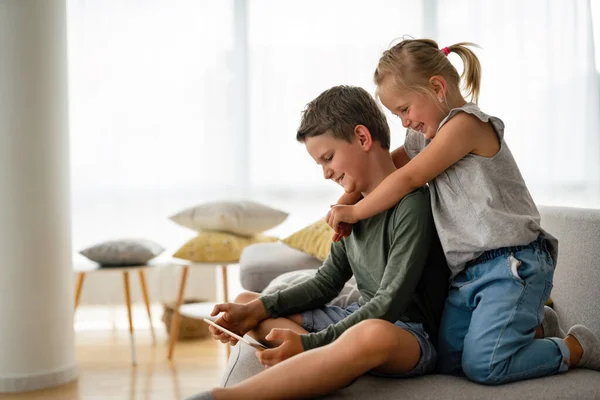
327,205,359,236
209,301,266,346
256,329,304,367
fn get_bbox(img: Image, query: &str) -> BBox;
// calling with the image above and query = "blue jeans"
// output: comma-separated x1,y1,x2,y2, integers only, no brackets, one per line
437,236,570,385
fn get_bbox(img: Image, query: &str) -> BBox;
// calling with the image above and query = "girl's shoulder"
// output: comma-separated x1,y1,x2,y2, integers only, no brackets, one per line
405,104,505,158
439,103,505,141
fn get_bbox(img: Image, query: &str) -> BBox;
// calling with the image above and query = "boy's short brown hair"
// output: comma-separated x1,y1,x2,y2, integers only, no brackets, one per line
296,85,390,149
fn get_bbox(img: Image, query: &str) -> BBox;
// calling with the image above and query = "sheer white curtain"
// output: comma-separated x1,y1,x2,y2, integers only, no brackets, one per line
435,0,600,207
245,0,600,213
67,0,237,305
246,0,423,231
67,1,599,304
66,0,425,304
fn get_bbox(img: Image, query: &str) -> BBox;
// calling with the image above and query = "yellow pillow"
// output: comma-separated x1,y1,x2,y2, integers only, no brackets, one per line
282,219,334,261
173,232,278,262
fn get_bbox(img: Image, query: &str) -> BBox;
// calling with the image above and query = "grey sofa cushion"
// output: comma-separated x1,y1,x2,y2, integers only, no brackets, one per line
262,269,360,308
222,341,600,399
539,206,600,335
79,238,164,265
239,242,323,292
228,205,600,398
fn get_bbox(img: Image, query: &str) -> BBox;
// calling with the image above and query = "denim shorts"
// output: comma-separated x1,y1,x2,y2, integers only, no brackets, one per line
301,302,436,378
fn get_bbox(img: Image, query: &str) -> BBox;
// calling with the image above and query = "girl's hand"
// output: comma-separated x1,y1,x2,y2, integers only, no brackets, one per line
326,205,359,235
332,222,352,242
255,329,304,367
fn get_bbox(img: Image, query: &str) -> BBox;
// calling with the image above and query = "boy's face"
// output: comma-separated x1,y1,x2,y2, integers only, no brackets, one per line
378,77,446,140
304,131,368,194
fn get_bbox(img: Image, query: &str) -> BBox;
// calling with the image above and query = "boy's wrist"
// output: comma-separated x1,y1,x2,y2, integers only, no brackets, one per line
247,298,270,323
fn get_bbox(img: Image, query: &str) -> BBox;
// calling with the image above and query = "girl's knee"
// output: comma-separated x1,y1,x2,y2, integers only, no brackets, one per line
233,291,260,304
461,349,506,385
461,360,492,384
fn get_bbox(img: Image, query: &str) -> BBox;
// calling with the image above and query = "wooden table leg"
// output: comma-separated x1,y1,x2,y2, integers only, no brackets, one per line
168,265,189,360
74,272,85,311
138,270,156,345
123,271,136,365
221,264,231,357
221,265,229,303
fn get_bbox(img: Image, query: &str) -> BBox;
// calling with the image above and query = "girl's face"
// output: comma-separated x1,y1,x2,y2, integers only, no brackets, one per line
377,76,447,140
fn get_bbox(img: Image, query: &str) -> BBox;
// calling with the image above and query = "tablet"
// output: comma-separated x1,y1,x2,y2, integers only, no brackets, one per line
203,318,268,351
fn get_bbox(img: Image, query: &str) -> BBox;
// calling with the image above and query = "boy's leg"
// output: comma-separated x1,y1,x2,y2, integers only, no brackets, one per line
210,319,423,400
460,243,570,385
249,315,307,346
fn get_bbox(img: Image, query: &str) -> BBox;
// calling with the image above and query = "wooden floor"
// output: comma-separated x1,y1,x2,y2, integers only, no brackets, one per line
0,306,227,400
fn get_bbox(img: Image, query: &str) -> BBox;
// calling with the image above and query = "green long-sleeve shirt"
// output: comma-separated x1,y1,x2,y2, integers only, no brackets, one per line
260,186,449,351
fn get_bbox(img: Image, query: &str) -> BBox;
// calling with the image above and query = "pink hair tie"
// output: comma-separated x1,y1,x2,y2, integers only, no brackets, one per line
441,47,450,56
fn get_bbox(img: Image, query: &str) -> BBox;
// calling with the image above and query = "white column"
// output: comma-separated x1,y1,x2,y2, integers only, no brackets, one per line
233,0,250,194
0,0,78,392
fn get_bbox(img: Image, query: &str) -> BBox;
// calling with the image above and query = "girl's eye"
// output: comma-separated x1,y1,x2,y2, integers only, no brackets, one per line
401,107,408,114
325,155,333,162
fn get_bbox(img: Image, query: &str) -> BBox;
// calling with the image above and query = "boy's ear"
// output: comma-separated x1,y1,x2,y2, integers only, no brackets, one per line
354,125,373,151
429,75,447,100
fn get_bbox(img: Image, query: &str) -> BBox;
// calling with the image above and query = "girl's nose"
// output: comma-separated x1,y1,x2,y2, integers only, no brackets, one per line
323,166,333,180
401,118,411,128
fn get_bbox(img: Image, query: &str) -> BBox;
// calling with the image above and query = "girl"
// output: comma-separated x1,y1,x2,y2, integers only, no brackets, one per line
327,38,600,384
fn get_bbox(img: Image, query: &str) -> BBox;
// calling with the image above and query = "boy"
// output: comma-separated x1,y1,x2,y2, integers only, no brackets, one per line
189,85,449,400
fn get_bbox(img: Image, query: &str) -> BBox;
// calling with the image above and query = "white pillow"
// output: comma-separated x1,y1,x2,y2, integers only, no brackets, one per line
169,200,288,236
79,239,165,266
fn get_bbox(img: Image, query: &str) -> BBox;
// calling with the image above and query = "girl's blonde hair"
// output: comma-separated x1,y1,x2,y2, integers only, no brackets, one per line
374,38,481,104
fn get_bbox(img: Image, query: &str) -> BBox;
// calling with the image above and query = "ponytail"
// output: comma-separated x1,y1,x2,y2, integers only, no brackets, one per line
375,38,483,104
446,43,481,103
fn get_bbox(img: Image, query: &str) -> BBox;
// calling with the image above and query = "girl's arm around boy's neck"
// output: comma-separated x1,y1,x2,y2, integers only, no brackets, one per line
335,145,409,208
336,190,363,206
355,114,480,221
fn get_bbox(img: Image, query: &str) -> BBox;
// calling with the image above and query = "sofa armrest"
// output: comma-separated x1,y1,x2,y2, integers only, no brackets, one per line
239,242,323,292
539,205,600,335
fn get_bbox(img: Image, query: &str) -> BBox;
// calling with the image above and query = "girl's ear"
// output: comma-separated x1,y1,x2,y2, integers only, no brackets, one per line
354,125,373,151
429,76,447,101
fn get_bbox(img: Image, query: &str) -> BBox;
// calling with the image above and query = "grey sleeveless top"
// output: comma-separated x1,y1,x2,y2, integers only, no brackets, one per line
404,103,558,279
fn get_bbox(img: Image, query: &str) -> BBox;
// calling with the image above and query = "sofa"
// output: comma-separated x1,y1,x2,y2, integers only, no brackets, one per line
219,205,600,399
